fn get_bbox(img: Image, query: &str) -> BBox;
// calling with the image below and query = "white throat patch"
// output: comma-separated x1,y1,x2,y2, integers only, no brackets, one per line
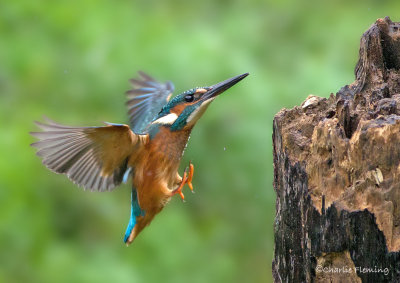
152,113,178,125
186,98,215,126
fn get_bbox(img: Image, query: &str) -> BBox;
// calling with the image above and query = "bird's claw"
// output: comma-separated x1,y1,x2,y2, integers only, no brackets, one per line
172,171,187,200
171,162,195,200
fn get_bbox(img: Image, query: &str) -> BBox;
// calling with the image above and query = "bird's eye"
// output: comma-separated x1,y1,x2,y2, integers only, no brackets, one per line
185,95,194,102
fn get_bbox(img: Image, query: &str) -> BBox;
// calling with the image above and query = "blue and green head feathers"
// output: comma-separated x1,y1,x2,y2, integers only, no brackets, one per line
149,72,249,135
150,87,212,133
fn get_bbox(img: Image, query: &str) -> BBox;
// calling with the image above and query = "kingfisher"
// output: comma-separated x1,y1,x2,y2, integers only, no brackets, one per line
30,71,248,245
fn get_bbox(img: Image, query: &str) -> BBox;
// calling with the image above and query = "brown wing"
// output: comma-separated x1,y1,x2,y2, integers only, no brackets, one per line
30,118,148,191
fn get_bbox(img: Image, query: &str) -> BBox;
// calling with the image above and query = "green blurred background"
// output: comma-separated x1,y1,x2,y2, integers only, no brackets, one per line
1,1,399,282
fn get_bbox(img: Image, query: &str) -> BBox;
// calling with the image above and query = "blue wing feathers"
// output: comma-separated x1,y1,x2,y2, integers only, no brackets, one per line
126,88,155,96
126,72,174,134
122,167,132,183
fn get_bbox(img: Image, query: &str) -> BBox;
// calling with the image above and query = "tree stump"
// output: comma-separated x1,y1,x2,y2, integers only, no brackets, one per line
272,17,400,283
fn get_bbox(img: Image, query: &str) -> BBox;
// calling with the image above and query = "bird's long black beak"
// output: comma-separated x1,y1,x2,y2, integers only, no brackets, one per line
202,73,249,101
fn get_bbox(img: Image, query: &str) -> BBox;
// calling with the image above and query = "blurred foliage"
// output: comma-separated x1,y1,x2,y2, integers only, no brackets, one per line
0,0,399,282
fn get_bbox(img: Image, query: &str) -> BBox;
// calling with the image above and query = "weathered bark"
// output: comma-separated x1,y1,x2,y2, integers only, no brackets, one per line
272,17,400,283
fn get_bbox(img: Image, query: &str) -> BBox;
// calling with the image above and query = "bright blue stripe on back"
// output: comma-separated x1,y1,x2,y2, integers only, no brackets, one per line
123,188,145,243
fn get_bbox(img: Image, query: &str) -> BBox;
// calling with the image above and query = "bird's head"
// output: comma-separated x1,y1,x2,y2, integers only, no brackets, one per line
151,73,249,132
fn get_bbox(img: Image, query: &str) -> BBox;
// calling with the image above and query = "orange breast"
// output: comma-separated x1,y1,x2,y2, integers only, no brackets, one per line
129,126,191,212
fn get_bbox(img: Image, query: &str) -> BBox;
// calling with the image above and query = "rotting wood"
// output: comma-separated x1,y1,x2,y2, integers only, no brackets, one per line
273,17,400,283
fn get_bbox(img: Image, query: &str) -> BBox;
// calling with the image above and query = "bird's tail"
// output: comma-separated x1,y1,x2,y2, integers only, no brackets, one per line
124,187,145,245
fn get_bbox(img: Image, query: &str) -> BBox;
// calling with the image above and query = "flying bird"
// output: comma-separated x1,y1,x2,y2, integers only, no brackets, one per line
30,71,248,245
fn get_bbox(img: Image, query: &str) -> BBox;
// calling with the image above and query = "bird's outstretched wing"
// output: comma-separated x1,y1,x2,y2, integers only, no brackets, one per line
30,118,148,191
126,71,174,133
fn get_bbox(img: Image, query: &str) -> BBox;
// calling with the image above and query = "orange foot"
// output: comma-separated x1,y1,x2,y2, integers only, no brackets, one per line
187,162,194,192
171,162,195,201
